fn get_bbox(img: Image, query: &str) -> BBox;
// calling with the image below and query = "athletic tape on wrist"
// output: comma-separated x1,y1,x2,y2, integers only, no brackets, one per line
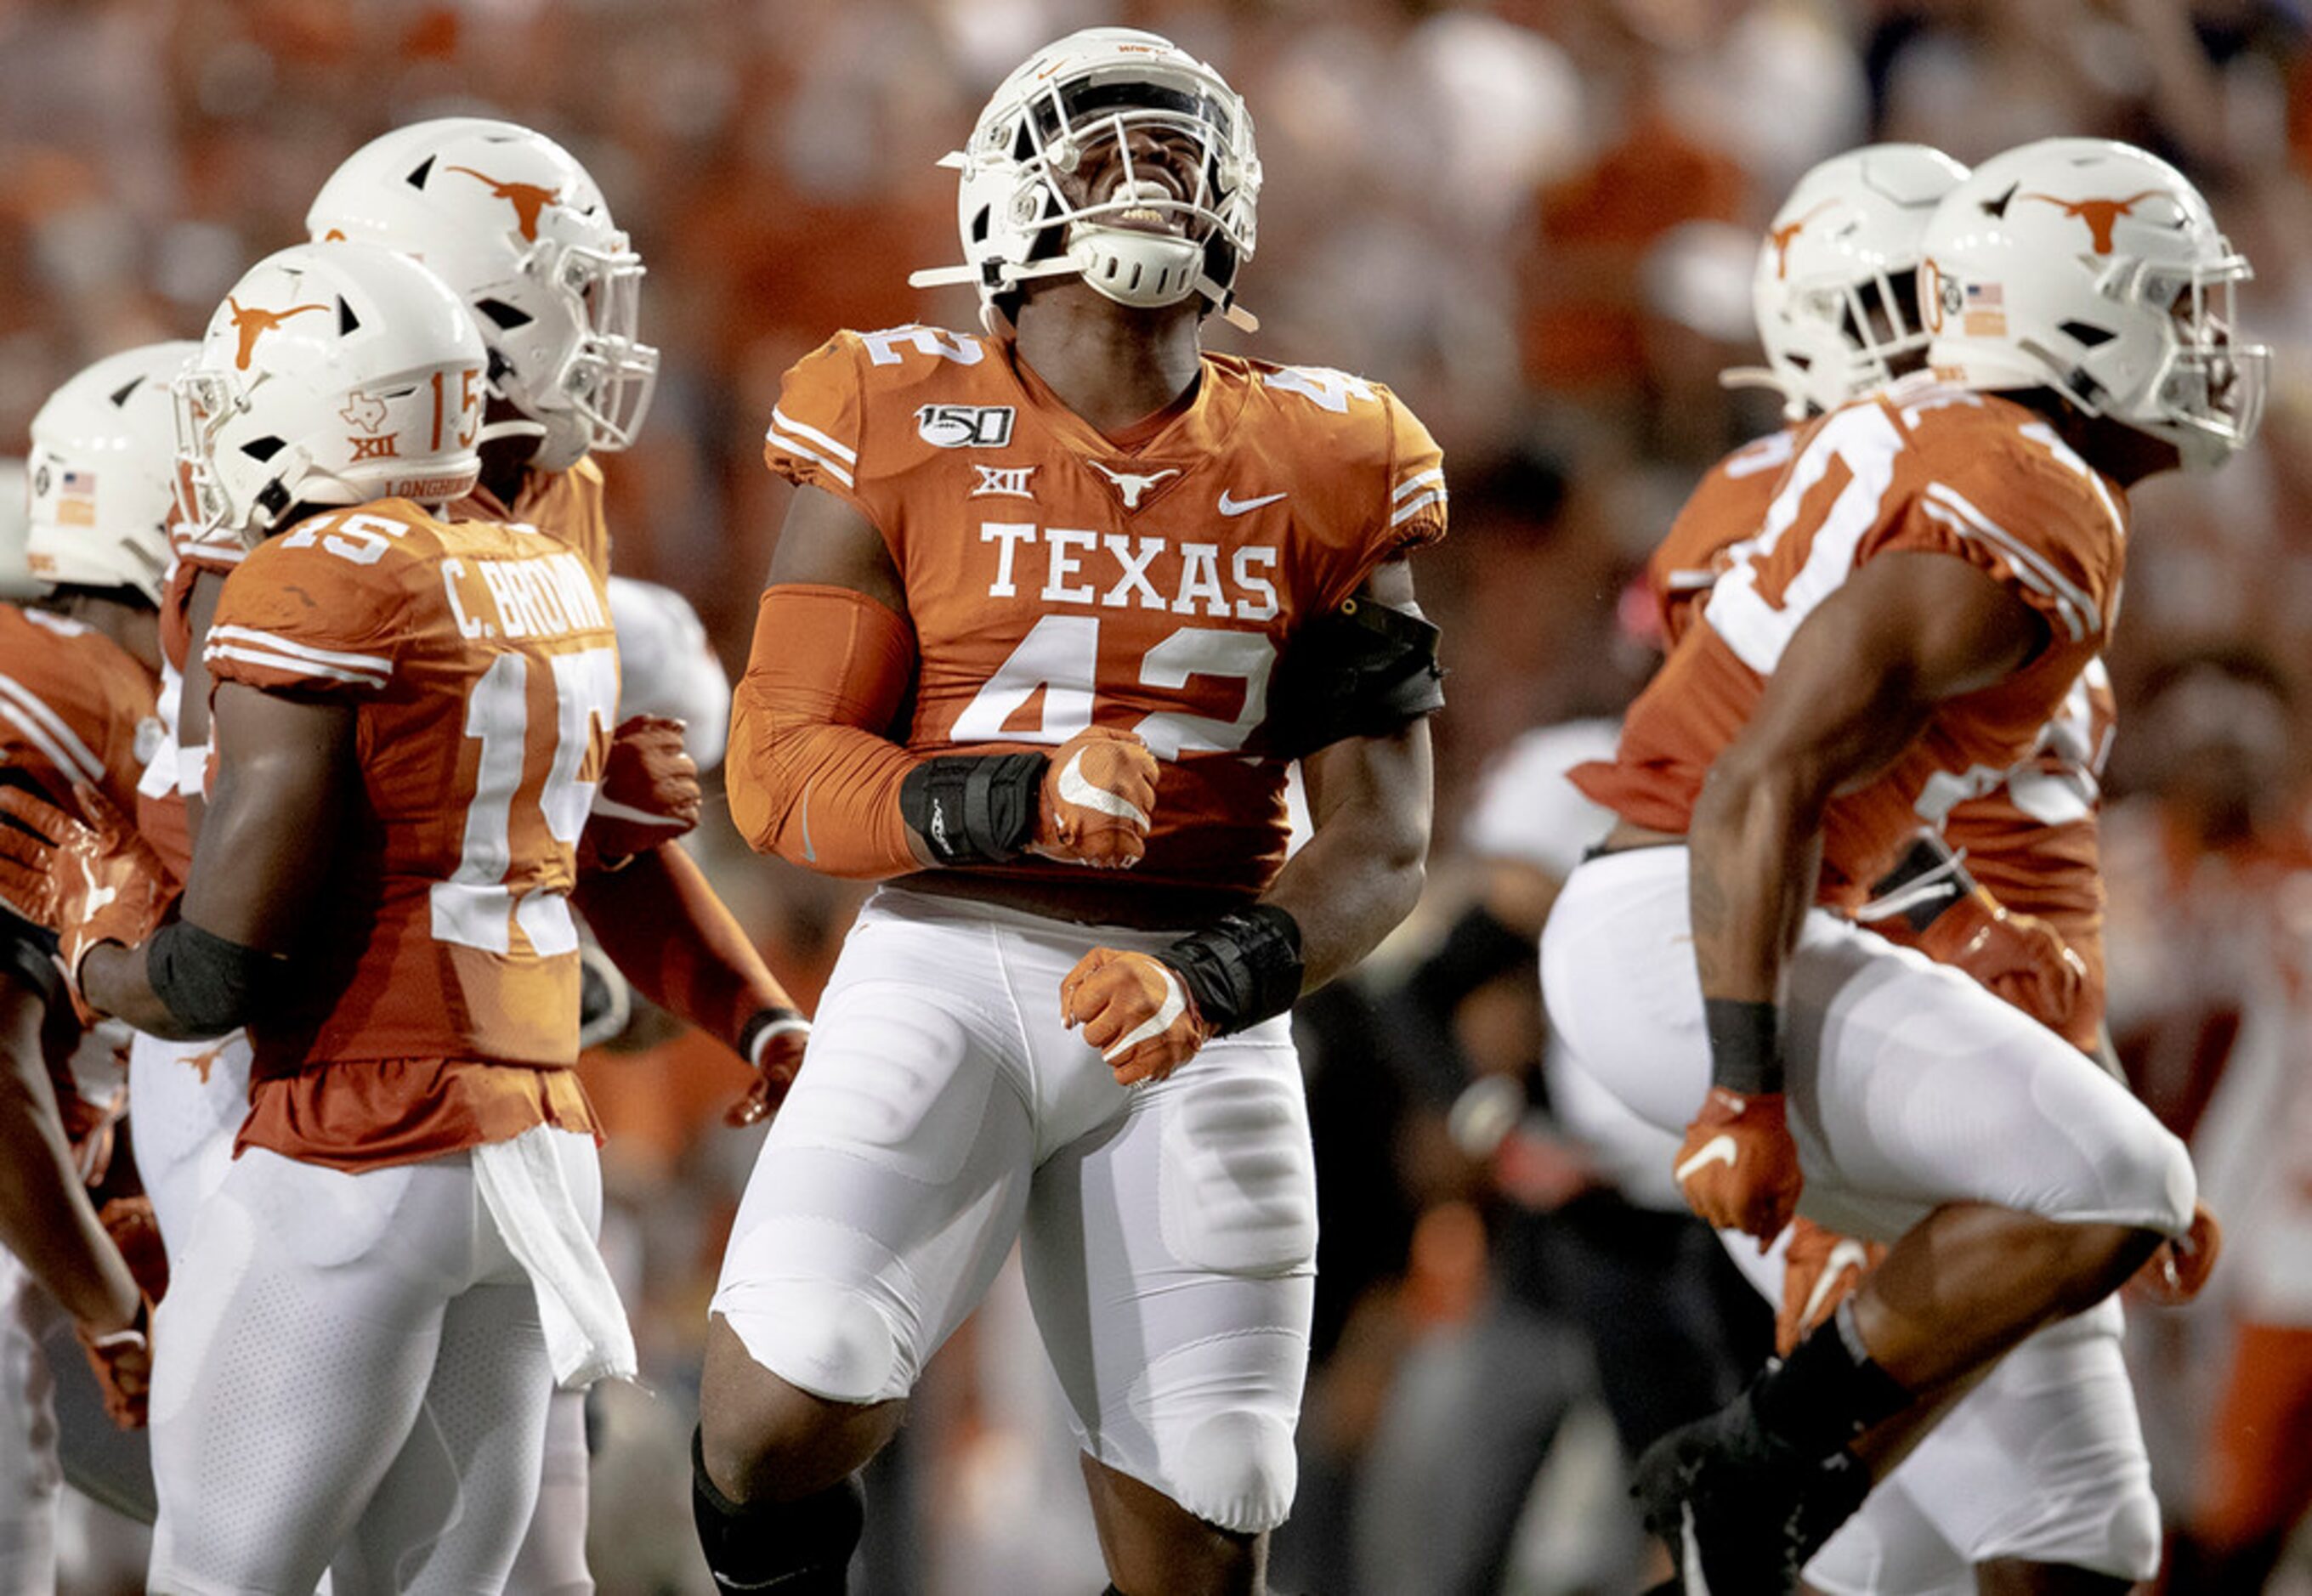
1703,996,1782,1095
1159,904,1305,1036
737,1005,809,1067
899,753,1045,866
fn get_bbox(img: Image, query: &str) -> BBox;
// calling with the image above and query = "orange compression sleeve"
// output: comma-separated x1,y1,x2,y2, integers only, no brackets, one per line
725,583,923,880
570,842,796,1048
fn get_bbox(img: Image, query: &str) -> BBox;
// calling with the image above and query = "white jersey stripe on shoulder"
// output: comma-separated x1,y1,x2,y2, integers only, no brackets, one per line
207,625,392,676
203,643,389,688
1390,490,1447,527
0,674,105,785
765,426,858,490
1392,467,1444,502
769,407,858,465
1920,484,2098,642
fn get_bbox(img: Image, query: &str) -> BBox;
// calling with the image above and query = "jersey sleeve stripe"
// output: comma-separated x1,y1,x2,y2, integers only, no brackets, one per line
206,625,394,676
1920,484,2100,642
764,423,858,490
0,674,106,786
769,407,858,465
204,642,391,688
1391,467,1445,503
1390,489,1447,527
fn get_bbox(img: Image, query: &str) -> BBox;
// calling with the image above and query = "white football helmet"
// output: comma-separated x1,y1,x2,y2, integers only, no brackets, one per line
0,461,35,601
1920,138,2267,470
1724,144,1969,420
910,27,1261,333
174,242,485,546
308,118,657,472
26,342,196,603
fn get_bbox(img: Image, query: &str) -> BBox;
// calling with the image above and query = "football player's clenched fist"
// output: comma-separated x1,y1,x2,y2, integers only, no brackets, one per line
583,714,702,869
0,783,174,1022
1033,727,1158,869
1061,948,1213,1086
1917,888,2085,1039
1674,1084,1804,1248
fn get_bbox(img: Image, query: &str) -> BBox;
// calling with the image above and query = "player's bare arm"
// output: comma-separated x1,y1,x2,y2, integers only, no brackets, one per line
1676,550,2047,1239
1260,558,1431,988
0,976,139,1333
78,683,348,1038
173,567,227,844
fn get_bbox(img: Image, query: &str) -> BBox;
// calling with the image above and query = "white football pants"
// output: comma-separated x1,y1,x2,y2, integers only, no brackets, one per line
713,886,1317,1535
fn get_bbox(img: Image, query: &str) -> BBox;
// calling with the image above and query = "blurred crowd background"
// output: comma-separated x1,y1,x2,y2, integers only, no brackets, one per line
10,0,2312,1590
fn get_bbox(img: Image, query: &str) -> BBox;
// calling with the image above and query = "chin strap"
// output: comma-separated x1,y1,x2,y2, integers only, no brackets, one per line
1718,365,1788,395
908,258,1260,333
475,416,548,449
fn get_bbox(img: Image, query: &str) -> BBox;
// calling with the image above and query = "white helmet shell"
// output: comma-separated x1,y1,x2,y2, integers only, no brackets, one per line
1920,138,2267,471
1735,144,1969,420
0,461,35,602
308,117,658,472
26,342,196,603
174,242,486,546
608,575,729,771
910,27,1261,332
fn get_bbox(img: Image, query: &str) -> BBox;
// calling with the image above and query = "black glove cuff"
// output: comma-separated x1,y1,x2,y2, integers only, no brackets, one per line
1159,904,1305,1037
736,1005,808,1064
1703,997,1782,1095
899,753,1046,866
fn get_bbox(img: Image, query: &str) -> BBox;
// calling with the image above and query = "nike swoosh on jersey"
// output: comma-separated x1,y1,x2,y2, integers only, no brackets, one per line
1799,1239,1872,1327
1217,490,1288,517
1675,1135,1739,1184
1057,751,1150,827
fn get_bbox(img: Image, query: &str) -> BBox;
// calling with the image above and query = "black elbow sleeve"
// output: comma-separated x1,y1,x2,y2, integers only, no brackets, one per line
145,920,281,1037
1266,597,1445,759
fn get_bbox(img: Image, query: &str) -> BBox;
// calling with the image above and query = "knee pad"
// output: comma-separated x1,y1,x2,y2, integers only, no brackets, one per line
2099,1485,2164,1583
691,1428,862,1595
1168,1408,1297,1536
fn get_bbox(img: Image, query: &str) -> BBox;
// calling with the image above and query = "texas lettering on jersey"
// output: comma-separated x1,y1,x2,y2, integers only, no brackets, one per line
1584,375,2126,909
205,499,619,1103
762,325,1448,897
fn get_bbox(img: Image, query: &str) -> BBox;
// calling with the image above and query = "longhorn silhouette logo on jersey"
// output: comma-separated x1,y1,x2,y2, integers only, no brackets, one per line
445,166,561,242
226,297,332,371
1087,460,1181,510
1768,201,1838,280
2018,190,2168,255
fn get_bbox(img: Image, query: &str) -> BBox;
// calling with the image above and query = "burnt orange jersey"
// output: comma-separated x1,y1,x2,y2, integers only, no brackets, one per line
453,455,613,579
1649,427,1799,648
762,325,1448,899
0,603,159,818
205,498,617,1168
1582,376,2126,909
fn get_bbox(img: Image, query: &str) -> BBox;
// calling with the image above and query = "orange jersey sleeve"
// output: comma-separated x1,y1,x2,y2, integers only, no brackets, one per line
0,603,160,817
1647,428,1796,649
207,501,617,1169
1578,379,2124,904
751,328,1448,901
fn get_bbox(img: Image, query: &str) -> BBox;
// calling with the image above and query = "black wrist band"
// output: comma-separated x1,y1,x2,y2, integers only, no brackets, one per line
736,1005,807,1063
1159,904,1305,1037
899,753,1046,866
1703,996,1782,1095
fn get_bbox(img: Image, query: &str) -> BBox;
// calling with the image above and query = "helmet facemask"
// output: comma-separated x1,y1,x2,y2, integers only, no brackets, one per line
914,30,1261,334
482,223,658,471
2102,252,2268,472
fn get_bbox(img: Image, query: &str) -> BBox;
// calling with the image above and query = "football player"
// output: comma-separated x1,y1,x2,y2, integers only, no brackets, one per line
1636,142,2212,1596
0,241,638,1593
696,28,1445,1596
1538,136,2265,1591
0,342,185,1591
129,120,802,1593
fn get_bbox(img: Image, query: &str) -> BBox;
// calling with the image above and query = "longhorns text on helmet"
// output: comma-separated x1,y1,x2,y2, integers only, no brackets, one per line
306,118,659,473
910,27,1263,336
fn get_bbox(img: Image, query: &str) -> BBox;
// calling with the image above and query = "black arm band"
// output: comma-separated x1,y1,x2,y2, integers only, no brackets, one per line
1266,596,1446,759
1159,904,1306,1037
1703,997,1782,1095
899,753,1046,867
145,920,280,1039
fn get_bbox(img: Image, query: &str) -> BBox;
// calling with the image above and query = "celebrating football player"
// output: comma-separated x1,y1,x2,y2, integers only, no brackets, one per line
1633,141,2201,1596
1540,136,2265,1591
696,28,1445,1596
0,343,186,1588
0,241,640,1592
